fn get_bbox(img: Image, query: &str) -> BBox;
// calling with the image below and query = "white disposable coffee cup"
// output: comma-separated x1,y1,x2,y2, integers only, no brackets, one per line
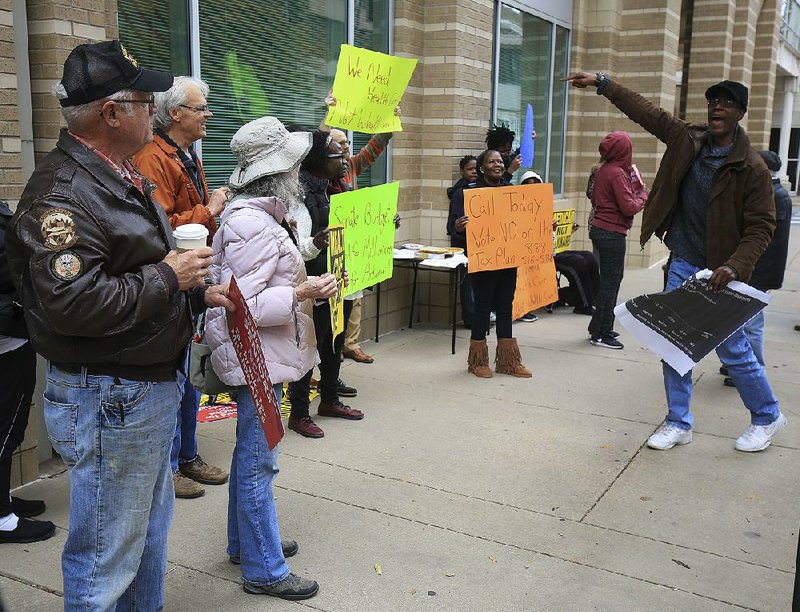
173,224,209,253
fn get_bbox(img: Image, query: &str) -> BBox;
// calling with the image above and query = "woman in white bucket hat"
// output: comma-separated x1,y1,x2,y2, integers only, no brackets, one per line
205,116,339,600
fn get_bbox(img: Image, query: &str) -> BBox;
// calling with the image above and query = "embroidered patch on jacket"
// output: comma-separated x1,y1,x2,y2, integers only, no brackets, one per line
51,250,83,281
40,208,78,250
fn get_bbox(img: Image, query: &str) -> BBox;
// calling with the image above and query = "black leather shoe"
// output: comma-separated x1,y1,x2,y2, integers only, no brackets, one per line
723,377,736,387
0,518,56,544
11,497,46,518
243,573,319,600
337,379,357,397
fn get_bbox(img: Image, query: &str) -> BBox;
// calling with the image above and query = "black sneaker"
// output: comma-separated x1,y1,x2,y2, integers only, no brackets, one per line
243,573,319,600
229,540,298,565
11,497,46,518
0,518,56,544
719,366,729,376
337,379,357,397
588,330,619,339
590,335,624,350
723,377,735,387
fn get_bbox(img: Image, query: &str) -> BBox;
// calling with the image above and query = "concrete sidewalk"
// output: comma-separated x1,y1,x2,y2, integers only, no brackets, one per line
2,230,799,611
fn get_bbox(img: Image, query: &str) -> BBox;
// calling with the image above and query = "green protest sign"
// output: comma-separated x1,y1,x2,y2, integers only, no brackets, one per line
329,182,399,294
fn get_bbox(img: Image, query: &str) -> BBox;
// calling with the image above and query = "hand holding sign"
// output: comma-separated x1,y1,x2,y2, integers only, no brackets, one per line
330,182,399,294
465,183,554,272
326,45,417,133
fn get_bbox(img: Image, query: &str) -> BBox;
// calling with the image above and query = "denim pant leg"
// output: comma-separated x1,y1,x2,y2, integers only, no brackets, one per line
44,365,181,612
171,357,200,472
227,385,289,587
742,310,765,367
717,325,780,426
661,257,700,430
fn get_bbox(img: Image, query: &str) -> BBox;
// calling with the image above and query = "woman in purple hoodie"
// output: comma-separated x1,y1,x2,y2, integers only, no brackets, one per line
588,131,648,349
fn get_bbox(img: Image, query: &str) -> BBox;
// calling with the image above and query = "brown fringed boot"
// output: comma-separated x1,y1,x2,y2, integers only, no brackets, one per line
495,338,532,378
467,339,493,378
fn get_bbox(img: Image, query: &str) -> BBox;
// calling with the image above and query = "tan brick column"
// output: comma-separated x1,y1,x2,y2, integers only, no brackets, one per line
747,0,780,149
565,0,681,266
26,0,117,161
0,0,24,202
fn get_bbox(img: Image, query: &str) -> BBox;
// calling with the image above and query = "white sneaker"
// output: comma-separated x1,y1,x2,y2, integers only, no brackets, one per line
646,423,693,450
735,413,787,452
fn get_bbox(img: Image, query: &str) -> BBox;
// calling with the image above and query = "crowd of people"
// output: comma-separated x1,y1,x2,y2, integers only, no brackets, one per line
0,38,793,610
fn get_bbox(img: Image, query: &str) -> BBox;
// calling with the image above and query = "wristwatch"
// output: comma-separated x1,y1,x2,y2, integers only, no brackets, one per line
596,72,610,95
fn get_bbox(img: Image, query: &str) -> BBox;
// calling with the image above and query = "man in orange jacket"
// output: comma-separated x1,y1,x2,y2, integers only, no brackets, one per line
134,76,229,498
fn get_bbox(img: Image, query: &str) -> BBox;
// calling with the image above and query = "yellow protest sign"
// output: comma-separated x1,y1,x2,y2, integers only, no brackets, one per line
554,209,576,254
328,226,346,344
512,263,559,321
326,44,417,133
330,182,399,294
465,183,554,272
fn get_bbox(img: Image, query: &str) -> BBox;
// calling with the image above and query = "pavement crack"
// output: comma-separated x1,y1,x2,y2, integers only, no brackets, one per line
0,569,63,597
275,485,758,611
278,453,794,574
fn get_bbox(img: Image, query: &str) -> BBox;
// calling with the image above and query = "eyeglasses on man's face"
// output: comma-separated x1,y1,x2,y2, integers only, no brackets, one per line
180,104,212,114
327,153,345,160
706,97,738,109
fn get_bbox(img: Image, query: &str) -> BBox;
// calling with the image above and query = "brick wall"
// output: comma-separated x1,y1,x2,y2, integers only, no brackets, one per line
0,0,23,203
9,0,117,488
27,0,117,161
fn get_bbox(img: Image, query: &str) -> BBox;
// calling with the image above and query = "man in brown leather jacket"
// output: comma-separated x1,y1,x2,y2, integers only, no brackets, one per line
6,41,232,611
566,71,785,454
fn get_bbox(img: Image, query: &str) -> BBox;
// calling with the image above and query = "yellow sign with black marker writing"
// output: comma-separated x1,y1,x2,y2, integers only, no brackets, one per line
328,226,346,346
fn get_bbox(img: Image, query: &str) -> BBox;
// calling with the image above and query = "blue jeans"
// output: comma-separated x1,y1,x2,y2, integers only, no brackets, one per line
742,310,765,367
44,364,183,612
170,374,199,472
662,258,780,430
227,384,290,587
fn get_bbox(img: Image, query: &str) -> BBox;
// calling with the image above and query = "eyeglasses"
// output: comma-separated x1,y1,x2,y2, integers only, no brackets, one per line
114,96,156,106
327,153,345,160
706,97,738,109
180,104,211,114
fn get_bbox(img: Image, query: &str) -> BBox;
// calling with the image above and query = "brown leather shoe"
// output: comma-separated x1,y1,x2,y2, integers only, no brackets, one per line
343,348,374,363
173,473,205,499
288,416,325,438
318,401,364,420
179,455,229,485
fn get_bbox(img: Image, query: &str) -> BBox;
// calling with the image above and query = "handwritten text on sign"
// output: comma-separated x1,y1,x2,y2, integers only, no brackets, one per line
326,45,417,133
330,182,399,295
328,226,346,344
512,262,559,321
466,183,554,272
226,276,284,450
554,209,576,254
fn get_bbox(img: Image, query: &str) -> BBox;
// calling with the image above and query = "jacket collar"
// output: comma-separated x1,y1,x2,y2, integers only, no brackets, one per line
700,124,751,168
223,195,288,224
300,169,329,194
56,129,146,202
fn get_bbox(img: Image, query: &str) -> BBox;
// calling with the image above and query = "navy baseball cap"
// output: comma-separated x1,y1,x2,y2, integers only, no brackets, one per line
59,40,173,107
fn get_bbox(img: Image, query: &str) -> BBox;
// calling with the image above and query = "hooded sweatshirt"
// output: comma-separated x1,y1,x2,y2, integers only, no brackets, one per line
590,131,648,235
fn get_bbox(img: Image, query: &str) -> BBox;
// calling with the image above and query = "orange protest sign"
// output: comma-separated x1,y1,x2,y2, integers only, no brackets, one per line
465,183,554,272
512,262,559,321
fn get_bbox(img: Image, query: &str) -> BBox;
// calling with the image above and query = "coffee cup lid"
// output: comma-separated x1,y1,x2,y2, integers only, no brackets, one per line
173,224,209,240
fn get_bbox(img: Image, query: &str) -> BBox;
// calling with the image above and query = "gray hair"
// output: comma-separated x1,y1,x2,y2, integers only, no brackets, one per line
231,168,302,205
153,76,209,131
53,82,136,131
